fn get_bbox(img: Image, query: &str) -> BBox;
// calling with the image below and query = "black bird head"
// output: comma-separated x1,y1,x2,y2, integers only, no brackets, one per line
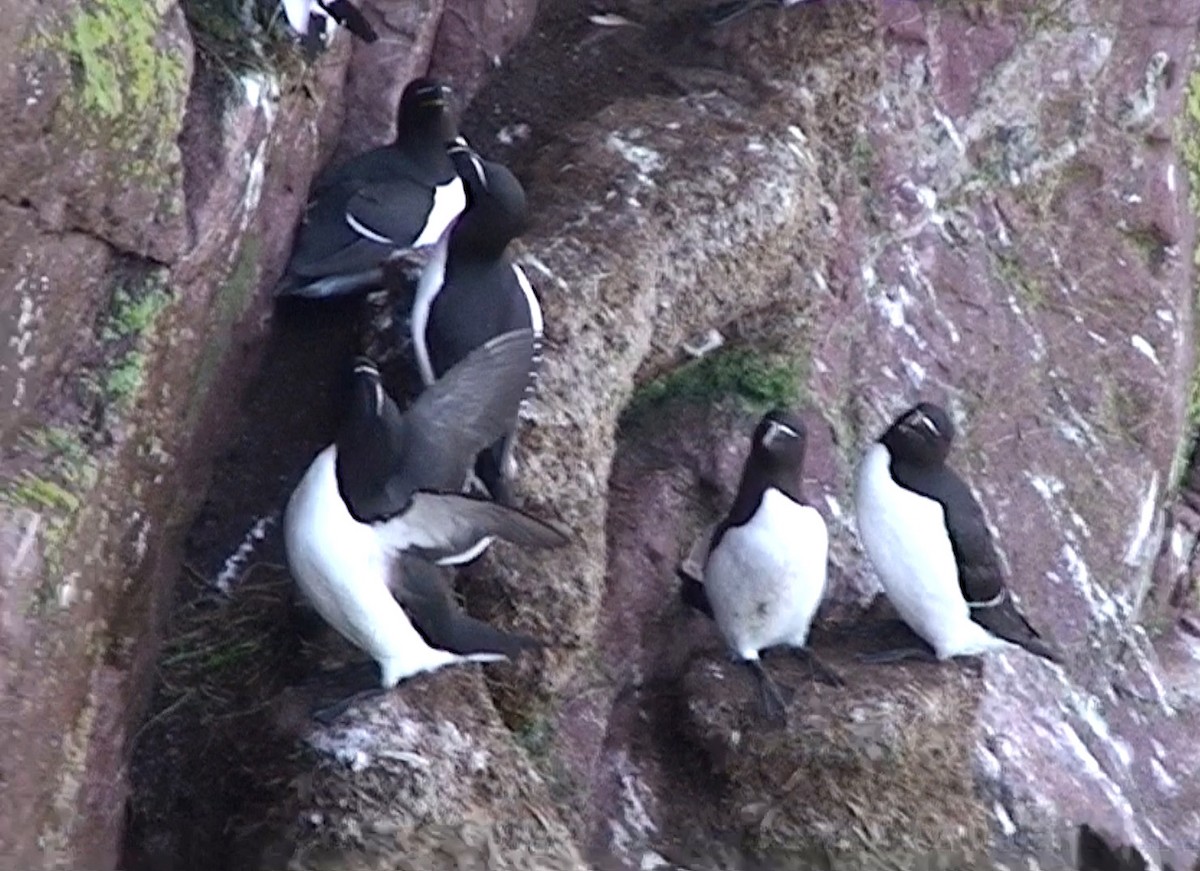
750,408,808,472
396,77,457,144
448,158,529,260
347,355,386,420
880,401,954,466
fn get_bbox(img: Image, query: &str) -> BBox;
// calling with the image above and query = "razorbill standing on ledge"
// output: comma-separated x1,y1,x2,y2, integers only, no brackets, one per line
408,146,541,506
853,401,1061,664
274,78,467,300
283,329,571,719
281,0,378,58
679,410,841,722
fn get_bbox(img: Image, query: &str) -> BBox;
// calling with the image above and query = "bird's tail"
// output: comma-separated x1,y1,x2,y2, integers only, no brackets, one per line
441,613,548,660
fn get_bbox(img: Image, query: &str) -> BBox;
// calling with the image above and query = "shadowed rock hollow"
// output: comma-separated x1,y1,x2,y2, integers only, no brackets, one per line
3,0,1200,868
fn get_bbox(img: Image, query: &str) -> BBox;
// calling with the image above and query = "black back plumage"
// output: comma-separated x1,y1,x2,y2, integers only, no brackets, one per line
880,402,1060,662
423,154,535,378
277,78,461,298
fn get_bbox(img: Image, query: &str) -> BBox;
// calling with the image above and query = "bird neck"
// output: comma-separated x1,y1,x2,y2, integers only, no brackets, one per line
726,461,802,525
448,211,515,262
395,112,457,170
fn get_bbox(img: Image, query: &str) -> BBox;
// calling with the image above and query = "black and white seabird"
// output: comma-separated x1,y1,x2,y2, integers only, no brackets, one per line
407,146,542,506
274,78,467,300
678,410,841,722
854,401,1061,664
283,328,570,718
281,0,378,58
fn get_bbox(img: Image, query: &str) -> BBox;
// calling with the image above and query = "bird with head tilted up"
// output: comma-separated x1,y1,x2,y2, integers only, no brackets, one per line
678,410,842,723
854,401,1061,665
274,78,467,300
280,0,378,59
282,328,570,722
407,142,541,507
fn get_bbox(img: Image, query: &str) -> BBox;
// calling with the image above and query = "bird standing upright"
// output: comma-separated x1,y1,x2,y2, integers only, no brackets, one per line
408,146,541,505
854,401,1061,664
680,410,840,722
275,78,467,300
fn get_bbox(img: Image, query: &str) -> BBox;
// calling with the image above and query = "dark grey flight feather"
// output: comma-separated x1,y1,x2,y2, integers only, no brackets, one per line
335,328,540,522
390,554,545,658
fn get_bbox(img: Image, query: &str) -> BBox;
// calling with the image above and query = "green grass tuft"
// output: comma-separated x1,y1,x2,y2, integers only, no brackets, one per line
622,348,803,424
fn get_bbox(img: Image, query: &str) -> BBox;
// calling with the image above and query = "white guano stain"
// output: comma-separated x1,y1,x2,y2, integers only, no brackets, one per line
1130,335,1161,368
215,513,277,592
606,132,664,181
1123,474,1159,566
1061,543,1119,622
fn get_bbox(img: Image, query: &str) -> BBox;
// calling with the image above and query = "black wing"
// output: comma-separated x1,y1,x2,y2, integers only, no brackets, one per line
891,462,1060,662
391,554,543,657
389,327,539,497
344,177,441,249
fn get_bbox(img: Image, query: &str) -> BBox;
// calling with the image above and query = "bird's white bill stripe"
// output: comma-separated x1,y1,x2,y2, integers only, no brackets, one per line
763,420,798,447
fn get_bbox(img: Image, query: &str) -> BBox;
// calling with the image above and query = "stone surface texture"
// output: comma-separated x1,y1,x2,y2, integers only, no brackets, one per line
4,0,1200,869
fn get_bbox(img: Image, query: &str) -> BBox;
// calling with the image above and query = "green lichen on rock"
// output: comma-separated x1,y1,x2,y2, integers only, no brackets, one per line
45,0,188,177
1,427,99,612
622,346,805,426
96,271,171,411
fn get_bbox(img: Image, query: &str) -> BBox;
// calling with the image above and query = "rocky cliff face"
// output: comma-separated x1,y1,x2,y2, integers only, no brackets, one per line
3,0,1200,869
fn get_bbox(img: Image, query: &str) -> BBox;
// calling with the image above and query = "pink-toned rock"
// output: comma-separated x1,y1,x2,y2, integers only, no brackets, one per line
427,0,539,103
331,0,445,164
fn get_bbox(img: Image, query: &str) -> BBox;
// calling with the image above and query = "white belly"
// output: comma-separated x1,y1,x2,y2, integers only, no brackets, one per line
283,445,465,686
410,237,448,387
413,177,467,248
704,489,829,658
853,443,1004,658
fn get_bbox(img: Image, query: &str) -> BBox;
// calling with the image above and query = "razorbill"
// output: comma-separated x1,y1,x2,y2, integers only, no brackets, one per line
679,410,841,722
283,329,571,718
854,401,1061,664
281,0,378,58
408,145,541,506
274,78,467,300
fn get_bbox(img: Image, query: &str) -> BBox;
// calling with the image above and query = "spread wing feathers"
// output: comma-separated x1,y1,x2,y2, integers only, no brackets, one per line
387,327,540,497
344,179,439,247
390,554,545,658
931,469,1062,663
319,0,378,41
375,492,570,562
